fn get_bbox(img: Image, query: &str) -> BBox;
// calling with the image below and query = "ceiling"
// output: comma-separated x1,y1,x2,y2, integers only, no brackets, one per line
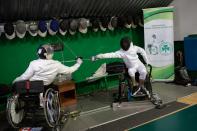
0,0,173,22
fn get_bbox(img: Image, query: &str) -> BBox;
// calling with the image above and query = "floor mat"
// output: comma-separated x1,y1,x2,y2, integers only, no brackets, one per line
87,101,188,131
127,104,197,131
177,92,197,105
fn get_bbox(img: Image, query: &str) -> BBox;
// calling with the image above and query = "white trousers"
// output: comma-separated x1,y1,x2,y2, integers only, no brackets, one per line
128,61,147,80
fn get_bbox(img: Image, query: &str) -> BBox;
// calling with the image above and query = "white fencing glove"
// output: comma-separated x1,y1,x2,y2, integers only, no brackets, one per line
91,56,98,61
77,57,83,64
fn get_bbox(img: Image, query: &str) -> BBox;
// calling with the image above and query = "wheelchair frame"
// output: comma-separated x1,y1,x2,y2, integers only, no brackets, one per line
117,64,153,101
6,84,61,129
116,64,163,107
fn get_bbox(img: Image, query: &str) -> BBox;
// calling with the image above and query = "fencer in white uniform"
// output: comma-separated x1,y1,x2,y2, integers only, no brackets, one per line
14,44,83,106
92,37,149,96
14,44,83,85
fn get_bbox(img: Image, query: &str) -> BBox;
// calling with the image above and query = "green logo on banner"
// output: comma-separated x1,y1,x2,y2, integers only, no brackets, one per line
160,41,172,55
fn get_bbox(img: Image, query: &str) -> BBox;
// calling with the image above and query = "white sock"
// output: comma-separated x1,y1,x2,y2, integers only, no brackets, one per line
133,87,141,95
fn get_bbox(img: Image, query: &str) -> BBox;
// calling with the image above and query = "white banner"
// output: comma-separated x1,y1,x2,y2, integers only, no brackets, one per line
143,7,174,80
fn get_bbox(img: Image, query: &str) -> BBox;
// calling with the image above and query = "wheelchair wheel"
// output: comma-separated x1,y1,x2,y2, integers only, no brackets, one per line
44,88,60,128
6,95,25,128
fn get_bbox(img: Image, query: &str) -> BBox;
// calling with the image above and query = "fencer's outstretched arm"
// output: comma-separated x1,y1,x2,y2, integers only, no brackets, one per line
136,46,149,64
58,58,82,74
13,62,34,83
96,51,122,59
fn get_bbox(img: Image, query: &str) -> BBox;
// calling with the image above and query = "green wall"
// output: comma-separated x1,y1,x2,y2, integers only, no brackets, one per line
0,28,144,86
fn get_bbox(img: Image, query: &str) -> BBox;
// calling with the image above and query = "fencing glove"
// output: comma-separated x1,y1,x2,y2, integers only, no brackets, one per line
91,56,99,61
77,57,83,64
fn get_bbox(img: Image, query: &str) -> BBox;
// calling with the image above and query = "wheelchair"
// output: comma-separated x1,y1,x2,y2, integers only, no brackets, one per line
6,80,61,130
116,64,163,108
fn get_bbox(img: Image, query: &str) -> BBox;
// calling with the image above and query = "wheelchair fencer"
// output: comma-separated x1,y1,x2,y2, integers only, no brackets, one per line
6,80,61,129
117,64,163,108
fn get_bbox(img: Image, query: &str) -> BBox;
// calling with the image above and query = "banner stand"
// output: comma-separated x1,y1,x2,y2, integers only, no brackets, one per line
143,7,175,81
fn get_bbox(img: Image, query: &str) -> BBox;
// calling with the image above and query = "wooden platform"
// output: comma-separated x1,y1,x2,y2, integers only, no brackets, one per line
55,81,77,107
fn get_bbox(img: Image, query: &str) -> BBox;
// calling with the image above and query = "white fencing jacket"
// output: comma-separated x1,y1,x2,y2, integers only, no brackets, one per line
14,59,81,85
96,43,149,69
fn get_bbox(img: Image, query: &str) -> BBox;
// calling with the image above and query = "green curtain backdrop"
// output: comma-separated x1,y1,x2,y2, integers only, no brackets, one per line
0,28,144,85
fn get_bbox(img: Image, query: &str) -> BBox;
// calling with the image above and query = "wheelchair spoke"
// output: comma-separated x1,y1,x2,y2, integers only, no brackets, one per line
7,95,24,128
44,88,60,127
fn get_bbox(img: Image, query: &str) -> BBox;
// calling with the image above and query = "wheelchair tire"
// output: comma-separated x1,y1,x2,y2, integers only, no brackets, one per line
44,88,60,128
6,95,25,128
